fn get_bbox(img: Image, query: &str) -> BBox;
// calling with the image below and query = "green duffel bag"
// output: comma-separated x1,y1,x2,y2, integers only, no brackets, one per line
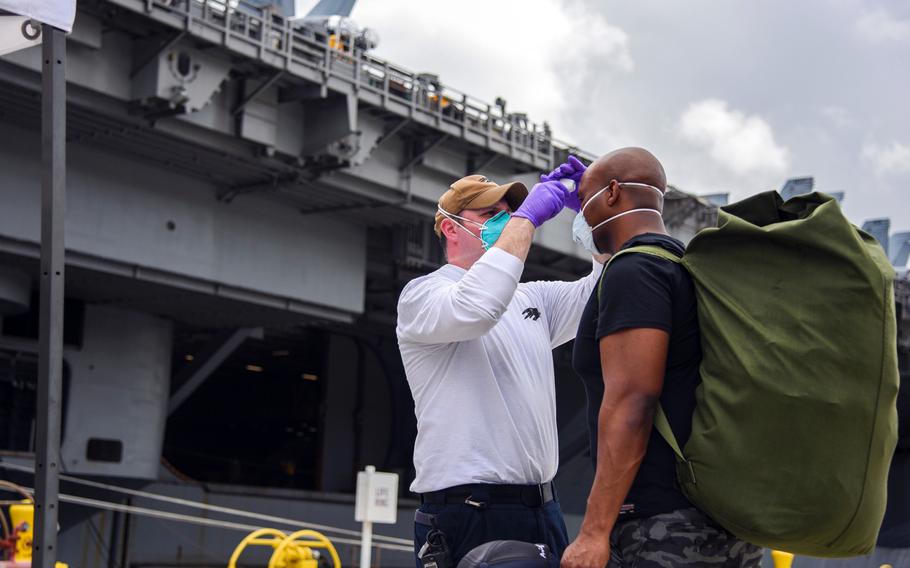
600,191,899,557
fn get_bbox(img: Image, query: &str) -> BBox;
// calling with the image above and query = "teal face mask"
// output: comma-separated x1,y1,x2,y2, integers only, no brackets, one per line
479,210,510,249
437,207,511,250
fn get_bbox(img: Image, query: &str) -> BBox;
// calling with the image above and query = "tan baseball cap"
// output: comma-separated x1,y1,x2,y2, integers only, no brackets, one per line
434,175,528,236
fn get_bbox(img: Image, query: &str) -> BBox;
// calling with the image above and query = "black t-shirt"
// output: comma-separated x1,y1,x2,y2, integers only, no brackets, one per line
571,233,701,520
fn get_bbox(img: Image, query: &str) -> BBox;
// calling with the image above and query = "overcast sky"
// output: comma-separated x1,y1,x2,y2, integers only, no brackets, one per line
305,0,909,232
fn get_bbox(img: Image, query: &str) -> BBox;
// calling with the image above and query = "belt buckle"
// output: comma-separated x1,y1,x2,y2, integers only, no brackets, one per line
464,494,487,509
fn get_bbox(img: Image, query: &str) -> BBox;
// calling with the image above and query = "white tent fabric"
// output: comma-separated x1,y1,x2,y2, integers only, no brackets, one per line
0,15,40,55
0,0,76,32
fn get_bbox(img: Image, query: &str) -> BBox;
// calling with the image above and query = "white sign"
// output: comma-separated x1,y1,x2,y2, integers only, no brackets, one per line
354,465,399,524
355,466,399,568
0,0,77,32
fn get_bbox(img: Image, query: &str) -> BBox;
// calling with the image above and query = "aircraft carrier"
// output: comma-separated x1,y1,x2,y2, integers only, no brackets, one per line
0,0,907,566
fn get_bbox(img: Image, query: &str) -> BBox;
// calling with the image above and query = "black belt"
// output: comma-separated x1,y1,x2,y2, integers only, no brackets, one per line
419,481,556,508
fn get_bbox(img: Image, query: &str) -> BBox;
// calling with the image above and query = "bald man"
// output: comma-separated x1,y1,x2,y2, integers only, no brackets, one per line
561,148,762,568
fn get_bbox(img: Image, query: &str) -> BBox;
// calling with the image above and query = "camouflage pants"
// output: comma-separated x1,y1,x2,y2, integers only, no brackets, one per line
607,508,763,567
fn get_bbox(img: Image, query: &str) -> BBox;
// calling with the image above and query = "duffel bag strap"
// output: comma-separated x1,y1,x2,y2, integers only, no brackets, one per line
596,245,683,304
654,405,696,485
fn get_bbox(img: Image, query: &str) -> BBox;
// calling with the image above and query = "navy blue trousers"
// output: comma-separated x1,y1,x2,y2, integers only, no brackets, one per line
413,489,569,568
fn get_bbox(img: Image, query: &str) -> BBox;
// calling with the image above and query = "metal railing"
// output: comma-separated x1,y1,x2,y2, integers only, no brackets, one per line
114,0,594,166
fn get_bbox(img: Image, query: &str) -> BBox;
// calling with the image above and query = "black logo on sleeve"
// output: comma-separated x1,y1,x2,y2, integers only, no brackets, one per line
522,307,541,321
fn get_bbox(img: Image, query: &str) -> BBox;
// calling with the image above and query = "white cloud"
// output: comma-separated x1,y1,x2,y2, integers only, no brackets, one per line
855,7,910,43
348,0,632,131
819,105,855,129
677,99,789,177
862,141,910,176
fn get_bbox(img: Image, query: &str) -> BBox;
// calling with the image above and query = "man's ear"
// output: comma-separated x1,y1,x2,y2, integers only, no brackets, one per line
605,180,621,206
441,217,459,242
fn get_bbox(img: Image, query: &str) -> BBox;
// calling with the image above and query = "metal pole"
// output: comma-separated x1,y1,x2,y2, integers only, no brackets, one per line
34,23,66,568
359,465,375,568
360,519,373,568
119,500,133,568
107,510,121,568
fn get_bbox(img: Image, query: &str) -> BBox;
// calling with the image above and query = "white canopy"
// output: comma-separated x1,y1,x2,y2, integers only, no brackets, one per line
0,0,76,33
0,15,39,55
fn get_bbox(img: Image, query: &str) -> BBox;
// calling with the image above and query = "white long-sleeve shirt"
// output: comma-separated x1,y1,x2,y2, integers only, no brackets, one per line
397,247,603,493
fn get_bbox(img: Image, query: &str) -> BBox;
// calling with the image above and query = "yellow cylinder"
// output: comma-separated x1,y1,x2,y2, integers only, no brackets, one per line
771,550,794,568
8,501,35,561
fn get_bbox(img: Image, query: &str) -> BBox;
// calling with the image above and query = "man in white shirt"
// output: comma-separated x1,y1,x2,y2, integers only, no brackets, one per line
397,161,604,567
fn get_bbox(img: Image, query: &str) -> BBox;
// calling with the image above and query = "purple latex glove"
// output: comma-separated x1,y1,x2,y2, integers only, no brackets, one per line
540,155,586,212
541,155,587,184
512,180,570,227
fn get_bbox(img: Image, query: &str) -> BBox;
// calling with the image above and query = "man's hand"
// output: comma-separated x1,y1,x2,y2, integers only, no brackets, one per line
542,155,587,185
593,252,612,265
541,155,586,212
512,180,571,227
561,533,612,568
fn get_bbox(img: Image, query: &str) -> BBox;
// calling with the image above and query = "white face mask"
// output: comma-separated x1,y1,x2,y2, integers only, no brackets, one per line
572,182,665,254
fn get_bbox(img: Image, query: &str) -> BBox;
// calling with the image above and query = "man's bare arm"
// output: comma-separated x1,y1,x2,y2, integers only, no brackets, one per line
579,327,669,539
493,217,535,263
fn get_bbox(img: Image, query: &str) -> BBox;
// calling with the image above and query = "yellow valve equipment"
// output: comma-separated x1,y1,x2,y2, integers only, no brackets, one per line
228,528,341,568
7,502,33,562
2,500,68,568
